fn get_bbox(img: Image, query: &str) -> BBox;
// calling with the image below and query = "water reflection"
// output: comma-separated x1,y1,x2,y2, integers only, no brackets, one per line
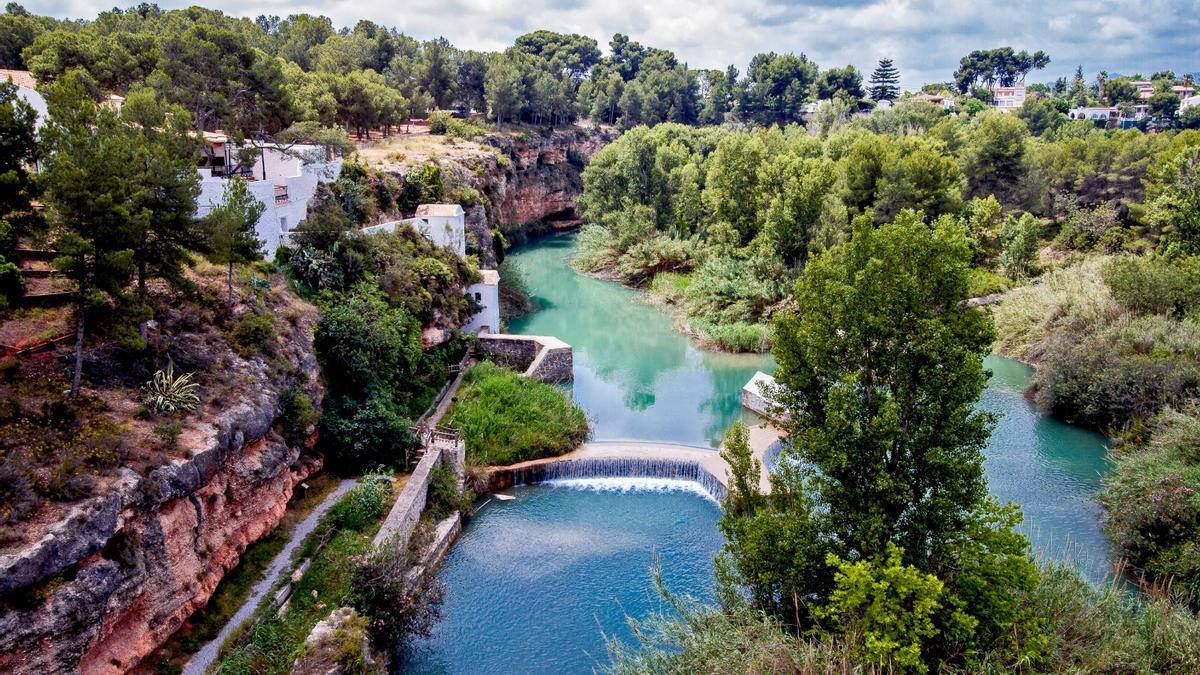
507,234,772,446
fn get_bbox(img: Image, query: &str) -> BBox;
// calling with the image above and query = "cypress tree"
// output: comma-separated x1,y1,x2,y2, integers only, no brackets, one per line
869,57,901,101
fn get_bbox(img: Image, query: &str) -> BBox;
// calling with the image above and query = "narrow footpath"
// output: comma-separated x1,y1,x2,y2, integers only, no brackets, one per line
182,478,358,675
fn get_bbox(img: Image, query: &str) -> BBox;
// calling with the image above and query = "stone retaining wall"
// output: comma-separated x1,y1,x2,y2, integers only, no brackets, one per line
477,334,573,383
372,440,464,549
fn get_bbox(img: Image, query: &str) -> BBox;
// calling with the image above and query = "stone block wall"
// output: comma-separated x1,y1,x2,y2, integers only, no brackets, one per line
477,334,573,383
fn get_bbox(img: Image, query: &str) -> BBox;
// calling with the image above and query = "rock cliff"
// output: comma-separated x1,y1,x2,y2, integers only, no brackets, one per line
0,287,322,674
458,126,615,265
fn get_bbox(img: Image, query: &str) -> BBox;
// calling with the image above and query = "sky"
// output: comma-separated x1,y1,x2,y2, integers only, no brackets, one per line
30,0,1200,89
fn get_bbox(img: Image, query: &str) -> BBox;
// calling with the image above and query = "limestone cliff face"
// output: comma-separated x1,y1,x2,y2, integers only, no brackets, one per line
0,311,322,674
460,126,616,265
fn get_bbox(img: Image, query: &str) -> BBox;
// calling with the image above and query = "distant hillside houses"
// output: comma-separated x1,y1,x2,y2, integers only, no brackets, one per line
991,84,1027,112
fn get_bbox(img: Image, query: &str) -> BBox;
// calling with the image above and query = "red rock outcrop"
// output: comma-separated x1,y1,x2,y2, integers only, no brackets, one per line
0,310,323,674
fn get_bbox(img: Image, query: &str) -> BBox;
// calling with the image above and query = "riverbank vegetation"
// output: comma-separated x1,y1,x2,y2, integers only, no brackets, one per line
612,207,1200,673
447,361,589,465
576,114,1199,352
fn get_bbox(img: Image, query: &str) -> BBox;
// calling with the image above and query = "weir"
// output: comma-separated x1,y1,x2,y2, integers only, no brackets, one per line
489,457,728,501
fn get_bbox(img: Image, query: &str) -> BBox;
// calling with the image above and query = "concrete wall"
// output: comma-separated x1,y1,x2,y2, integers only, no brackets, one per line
477,334,573,383
372,440,465,550
414,215,466,257
741,370,785,422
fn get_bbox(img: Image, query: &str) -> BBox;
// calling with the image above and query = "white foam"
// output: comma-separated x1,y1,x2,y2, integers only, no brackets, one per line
543,477,719,503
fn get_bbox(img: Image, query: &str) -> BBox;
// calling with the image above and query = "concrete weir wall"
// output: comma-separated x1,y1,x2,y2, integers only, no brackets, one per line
488,457,729,502
477,334,573,383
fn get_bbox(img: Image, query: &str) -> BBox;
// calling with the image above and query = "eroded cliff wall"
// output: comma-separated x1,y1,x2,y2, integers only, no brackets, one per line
0,313,322,674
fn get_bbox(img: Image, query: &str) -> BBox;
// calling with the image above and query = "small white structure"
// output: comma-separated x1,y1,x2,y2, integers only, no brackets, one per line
1,69,46,130
1068,106,1119,122
464,269,500,333
196,139,341,254
991,84,1027,112
741,371,785,422
361,203,499,335
1181,95,1200,112
413,204,466,256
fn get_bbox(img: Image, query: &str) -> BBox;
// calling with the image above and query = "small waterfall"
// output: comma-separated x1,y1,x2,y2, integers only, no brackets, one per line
502,458,728,502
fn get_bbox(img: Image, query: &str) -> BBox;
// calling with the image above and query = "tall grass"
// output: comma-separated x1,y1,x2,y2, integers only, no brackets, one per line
687,318,771,353
447,362,589,466
991,257,1119,364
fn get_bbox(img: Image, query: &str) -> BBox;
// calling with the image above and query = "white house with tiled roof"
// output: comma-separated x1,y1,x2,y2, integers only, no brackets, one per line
1,69,47,129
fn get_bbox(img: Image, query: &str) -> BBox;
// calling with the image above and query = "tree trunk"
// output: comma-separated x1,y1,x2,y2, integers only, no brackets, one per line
71,299,85,397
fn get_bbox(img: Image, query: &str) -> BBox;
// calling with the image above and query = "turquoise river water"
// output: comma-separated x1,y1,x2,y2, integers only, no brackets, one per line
401,233,1112,674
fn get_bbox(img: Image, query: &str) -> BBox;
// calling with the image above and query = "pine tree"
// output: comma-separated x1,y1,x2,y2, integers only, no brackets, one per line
203,177,265,305
868,57,900,101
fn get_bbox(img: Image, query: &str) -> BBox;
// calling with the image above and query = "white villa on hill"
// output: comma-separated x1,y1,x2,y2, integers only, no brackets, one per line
991,84,1027,112
361,205,499,335
195,133,342,254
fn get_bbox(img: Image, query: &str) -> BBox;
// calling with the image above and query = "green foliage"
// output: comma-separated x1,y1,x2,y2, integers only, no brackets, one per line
425,460,472,521
687,319,770,353
1147,146,1200,253
141,360,200,415
231,311,276,355
280,384,318,448
151,422,182,450
327,478,391,532
348,524,445,649
967,268,1012,297
817,543,943,673
997,212,1041,279
1103,255,1200,316
447,362,589,465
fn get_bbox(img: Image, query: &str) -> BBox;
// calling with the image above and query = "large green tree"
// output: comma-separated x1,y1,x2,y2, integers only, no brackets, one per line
203,177,265,304
868,57,900,101
40,75,141,395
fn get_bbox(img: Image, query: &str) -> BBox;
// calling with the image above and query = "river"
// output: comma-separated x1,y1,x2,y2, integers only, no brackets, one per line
401,233,1113,673
507,232,1112,579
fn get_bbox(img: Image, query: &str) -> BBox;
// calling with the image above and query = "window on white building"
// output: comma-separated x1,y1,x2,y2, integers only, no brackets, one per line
279,216,288,231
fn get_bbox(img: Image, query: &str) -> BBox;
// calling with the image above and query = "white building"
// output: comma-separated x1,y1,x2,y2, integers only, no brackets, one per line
464,269,500,334
360,204,499,335
1181,95,1200,112
991,84,1027,112
1068,106,1119,122
908,93,957,110
2,69,47,130
195,139,341,254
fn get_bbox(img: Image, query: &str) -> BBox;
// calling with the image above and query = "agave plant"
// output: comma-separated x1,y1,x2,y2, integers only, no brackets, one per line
142,360,201,414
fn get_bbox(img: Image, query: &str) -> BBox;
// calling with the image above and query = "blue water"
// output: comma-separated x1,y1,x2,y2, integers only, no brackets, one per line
399,482,723,674
403,235,1115,674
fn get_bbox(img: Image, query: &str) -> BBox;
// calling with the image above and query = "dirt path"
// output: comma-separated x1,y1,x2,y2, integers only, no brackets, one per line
182,478,357,675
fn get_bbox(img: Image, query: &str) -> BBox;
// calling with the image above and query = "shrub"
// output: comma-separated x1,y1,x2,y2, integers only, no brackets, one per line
497,259,532,325
688,319,770,353
152,422,183,450
816,543,943,673
997,212,1041,279
349,524,445,649
427,110,452,135
141,360,200,414
321,393,420,472
327,478,391,532
966,268,1012,298
280,385,319,448
231,312,276,354
447,362,589,465
1103,255,1200,317
425,461,472,521
0,257,23,308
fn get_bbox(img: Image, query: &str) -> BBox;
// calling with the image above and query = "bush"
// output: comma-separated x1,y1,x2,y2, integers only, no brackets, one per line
141,360,200,414
327,478,392,532
816,543,943,672
447,362,589,465
688,319,770,353
321,393,420,472
966,267,1012,298
997,212,1041,279
1103,255,1200,316
427,111,452,135
231,311,276,354
0,257,23,308
349,524,445,649
425,461,472,521
152,422,182,450
280,385,319,448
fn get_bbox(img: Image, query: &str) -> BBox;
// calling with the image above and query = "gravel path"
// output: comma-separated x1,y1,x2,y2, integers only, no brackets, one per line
182,478,357,675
